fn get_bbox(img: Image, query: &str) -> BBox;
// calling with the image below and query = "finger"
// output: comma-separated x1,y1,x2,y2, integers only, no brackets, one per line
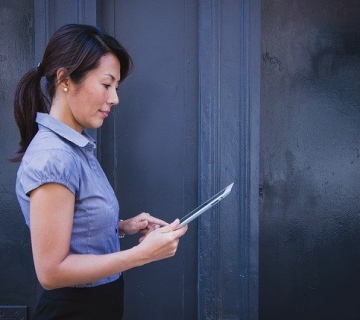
139,229,148,235
158,219,180,233
129,220,147,233
172,223,188,238
145,215,169,227
138,212,168,226
137,220,148,228
170,218,180,228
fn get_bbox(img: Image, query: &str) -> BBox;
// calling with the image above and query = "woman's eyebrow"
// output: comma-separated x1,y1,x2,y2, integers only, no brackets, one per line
104,73,120,82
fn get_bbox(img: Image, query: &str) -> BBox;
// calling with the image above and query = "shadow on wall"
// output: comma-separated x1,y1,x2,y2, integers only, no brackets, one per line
310,29,360,81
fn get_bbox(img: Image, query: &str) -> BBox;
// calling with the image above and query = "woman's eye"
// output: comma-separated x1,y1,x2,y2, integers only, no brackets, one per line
104,84,111,89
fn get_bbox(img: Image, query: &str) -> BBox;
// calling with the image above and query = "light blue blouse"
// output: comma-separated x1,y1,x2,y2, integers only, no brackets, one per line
16,113,121,287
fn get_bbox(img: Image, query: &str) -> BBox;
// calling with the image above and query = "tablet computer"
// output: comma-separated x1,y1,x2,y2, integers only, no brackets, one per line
178,182,234,228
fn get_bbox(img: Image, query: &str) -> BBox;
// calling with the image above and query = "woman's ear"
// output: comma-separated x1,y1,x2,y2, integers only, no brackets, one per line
55,68,70,92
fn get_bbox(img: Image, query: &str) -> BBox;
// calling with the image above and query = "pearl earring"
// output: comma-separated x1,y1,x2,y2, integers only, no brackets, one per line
63,87,68,92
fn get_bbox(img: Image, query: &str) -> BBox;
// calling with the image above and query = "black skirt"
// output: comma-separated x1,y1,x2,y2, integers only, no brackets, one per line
32,276,124,320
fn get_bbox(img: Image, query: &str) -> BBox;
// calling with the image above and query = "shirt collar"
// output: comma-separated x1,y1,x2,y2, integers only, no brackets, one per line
36,112,96,148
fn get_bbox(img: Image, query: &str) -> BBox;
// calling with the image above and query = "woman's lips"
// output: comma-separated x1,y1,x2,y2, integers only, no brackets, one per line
99,111,109,118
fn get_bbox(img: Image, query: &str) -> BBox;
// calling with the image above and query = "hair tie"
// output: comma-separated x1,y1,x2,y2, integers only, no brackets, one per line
37,62,44,76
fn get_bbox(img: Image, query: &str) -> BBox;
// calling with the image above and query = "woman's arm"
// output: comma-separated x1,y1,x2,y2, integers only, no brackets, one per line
30,183,187,290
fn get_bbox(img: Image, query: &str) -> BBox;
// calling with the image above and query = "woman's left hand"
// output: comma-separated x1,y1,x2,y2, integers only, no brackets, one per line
119,212,168,237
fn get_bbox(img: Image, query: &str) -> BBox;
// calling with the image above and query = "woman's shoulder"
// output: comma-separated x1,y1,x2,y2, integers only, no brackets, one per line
23,131,81,168
18,132,82,195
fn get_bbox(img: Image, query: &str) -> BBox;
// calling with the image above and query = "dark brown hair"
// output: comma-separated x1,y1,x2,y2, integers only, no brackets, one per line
12,24,133,162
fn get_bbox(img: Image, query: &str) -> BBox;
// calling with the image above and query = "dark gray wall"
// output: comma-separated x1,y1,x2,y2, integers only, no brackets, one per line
260,0,360,318
0,0,39,316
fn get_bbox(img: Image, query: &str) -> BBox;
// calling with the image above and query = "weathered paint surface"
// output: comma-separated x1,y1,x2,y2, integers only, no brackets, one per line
0,0,39,316
260,0,360,318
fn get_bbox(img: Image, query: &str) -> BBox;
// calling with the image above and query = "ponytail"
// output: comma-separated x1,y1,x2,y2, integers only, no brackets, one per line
12,68,49,162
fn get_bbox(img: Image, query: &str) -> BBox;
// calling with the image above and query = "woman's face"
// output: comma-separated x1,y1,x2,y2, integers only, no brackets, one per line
65,53,121,132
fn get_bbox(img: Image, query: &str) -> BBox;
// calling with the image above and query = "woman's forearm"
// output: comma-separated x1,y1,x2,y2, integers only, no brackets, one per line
36,245,147,290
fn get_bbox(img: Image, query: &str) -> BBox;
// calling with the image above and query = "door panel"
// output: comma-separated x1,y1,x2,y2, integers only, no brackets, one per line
99,1,199,318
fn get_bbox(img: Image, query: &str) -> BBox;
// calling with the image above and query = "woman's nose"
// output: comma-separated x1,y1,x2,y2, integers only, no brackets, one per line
109,89,119,106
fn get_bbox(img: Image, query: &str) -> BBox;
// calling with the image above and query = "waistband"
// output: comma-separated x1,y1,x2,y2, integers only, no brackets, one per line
42,276,124,300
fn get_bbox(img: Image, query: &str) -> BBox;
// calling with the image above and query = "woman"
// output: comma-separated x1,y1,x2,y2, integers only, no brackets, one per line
13,23,188,319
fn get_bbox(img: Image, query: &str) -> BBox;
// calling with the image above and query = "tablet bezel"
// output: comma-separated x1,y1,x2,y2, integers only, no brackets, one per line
178,182,234,228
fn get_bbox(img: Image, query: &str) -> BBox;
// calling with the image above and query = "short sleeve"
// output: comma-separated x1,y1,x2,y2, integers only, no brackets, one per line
20,149,80,196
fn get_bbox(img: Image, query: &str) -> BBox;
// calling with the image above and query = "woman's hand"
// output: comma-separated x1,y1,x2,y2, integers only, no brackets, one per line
135,219,188,263
119,212,168,237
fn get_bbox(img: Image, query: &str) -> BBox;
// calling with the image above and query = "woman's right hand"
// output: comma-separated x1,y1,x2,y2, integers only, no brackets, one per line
136,219,188,263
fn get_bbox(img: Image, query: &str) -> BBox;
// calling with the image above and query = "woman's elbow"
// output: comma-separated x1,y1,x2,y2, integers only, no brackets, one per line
36,269,62,290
